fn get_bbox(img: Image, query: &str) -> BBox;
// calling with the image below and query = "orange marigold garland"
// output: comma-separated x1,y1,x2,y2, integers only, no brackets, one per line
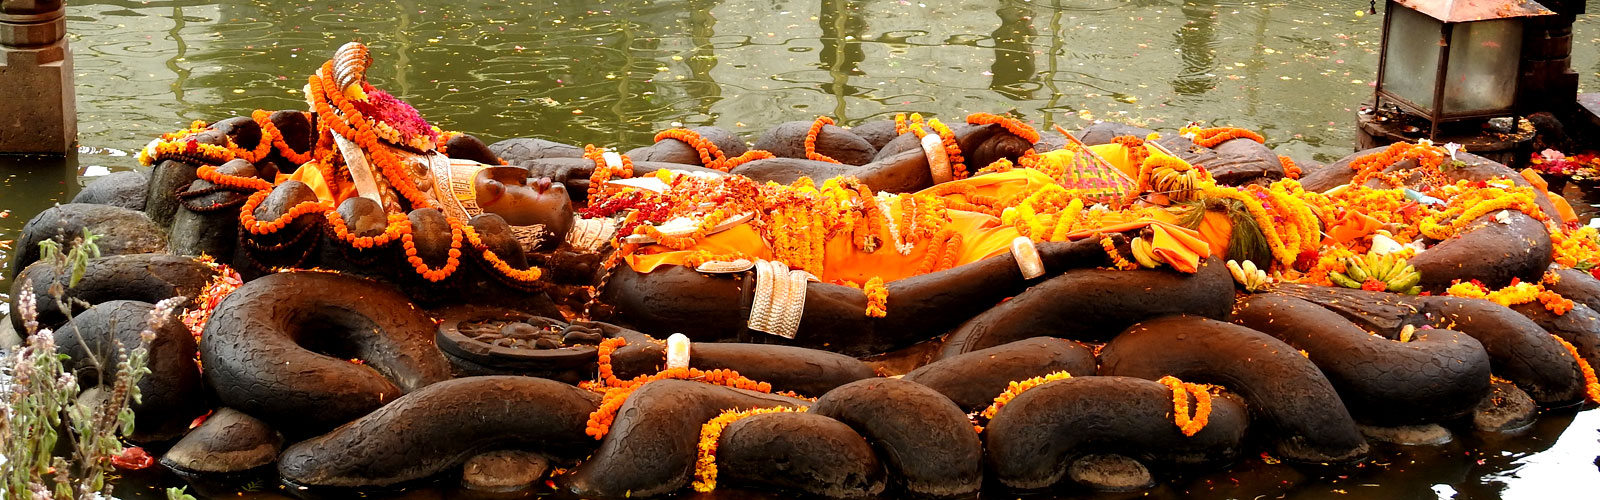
1551,334,1600,403
654,128,775,172
1190,127,1265,149
863,276,888,318
1157,375,1212,436
253,109,315,165
196,164,274,192
804,116,842,163
595,336,628,387
582,145,638,205
693,406,809,492
1279,155,1301,179
979,370,1074,420
238,191,330,236
1102,235,1140,270
966,112,1041,143
326,211,407,249
1347,141,1446,187
401,216,464,282
583,339,779,440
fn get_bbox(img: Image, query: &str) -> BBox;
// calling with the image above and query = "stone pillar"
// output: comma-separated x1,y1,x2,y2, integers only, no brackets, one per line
0,0,75,154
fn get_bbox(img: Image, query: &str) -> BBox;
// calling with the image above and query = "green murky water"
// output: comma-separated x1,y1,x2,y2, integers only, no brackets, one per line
2,0,1598,498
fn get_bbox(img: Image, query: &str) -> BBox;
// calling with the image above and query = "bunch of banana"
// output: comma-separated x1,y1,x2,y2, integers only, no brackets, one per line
1226,259,1272,292
1150,163,1203,203
1328,253,1422,294
1129,236,1166,268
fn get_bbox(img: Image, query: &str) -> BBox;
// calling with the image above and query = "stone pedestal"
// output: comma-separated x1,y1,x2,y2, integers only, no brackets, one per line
1,0,75,154
1356,108,1534,168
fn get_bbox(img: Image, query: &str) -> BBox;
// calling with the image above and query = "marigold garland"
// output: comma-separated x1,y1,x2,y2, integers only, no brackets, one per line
1102,235,1139,270
1279,155,1301,179
1551,334,1600,404
1446,279,1574,315
583,339,778,440
401,216,464,282
979,370,1074,420
237,190,331,236
326,210,407,249
462,224,544,283
1418,187,1543,241
1191,127,1265,149
654,128,775,172
1157,375,1212,436
583,144,635,204
259,110,316,165
1348,142,1446,188
927,118,968,180
693,406,809,492
196,164,274,192
863,276,889,318
804,116,843,163
966,112,1041,143
595,336,628,386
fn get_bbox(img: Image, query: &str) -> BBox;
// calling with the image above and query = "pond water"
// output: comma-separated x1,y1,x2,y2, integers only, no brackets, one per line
1,0,1598,499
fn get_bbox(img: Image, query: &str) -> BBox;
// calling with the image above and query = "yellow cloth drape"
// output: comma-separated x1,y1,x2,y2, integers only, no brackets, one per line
626,143,1213,280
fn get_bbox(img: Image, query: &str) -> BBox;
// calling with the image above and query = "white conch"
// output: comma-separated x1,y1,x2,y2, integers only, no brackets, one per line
666,333,691,370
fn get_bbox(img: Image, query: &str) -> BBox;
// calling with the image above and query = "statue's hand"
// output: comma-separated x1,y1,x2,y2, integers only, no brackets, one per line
1036,233,1125,273
516,158,595,203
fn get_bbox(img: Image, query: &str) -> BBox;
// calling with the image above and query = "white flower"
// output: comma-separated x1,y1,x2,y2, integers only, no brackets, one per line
1444,142,1462,161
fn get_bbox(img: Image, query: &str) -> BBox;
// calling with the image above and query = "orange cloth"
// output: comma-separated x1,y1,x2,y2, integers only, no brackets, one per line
281,163,354,204
1327,209,1384,245
1520,168,1579,225
624,167,1212,280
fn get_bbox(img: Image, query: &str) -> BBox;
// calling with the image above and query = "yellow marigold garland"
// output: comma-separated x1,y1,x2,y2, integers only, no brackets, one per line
693,406,809,492
979,370,1074,420
863,276,889,318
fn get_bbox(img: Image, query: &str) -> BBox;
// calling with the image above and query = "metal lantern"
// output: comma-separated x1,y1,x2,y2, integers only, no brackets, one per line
1374,0,1554,139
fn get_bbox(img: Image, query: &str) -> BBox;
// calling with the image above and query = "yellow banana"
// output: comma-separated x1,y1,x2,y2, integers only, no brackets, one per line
1131,238,1162,268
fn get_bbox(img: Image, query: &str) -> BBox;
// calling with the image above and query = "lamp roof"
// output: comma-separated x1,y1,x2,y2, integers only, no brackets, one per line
1392,0,1554,22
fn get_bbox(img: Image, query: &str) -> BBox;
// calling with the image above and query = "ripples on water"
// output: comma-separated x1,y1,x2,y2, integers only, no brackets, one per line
1,1,1597,499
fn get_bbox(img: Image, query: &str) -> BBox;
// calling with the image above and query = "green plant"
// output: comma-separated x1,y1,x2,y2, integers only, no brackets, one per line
2,232,181,500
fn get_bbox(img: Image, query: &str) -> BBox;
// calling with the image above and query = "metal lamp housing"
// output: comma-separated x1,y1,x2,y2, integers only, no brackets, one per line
1374,0,1553,137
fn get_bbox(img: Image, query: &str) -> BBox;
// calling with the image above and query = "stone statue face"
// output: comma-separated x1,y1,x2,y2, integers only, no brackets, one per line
474,167,574,241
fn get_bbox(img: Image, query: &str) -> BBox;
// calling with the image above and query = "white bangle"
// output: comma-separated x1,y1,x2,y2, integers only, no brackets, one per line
772,269,809,339
665,333,691,370
1011,236,1045,279
749,260,776,332
921,133,953,184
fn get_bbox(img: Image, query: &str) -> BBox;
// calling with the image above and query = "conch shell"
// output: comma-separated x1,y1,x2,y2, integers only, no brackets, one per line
332,42,372,101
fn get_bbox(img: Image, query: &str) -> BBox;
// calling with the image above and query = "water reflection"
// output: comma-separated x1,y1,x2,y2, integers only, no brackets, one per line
1172,0,1219,97
818,0,868,119
989,2,1039,101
